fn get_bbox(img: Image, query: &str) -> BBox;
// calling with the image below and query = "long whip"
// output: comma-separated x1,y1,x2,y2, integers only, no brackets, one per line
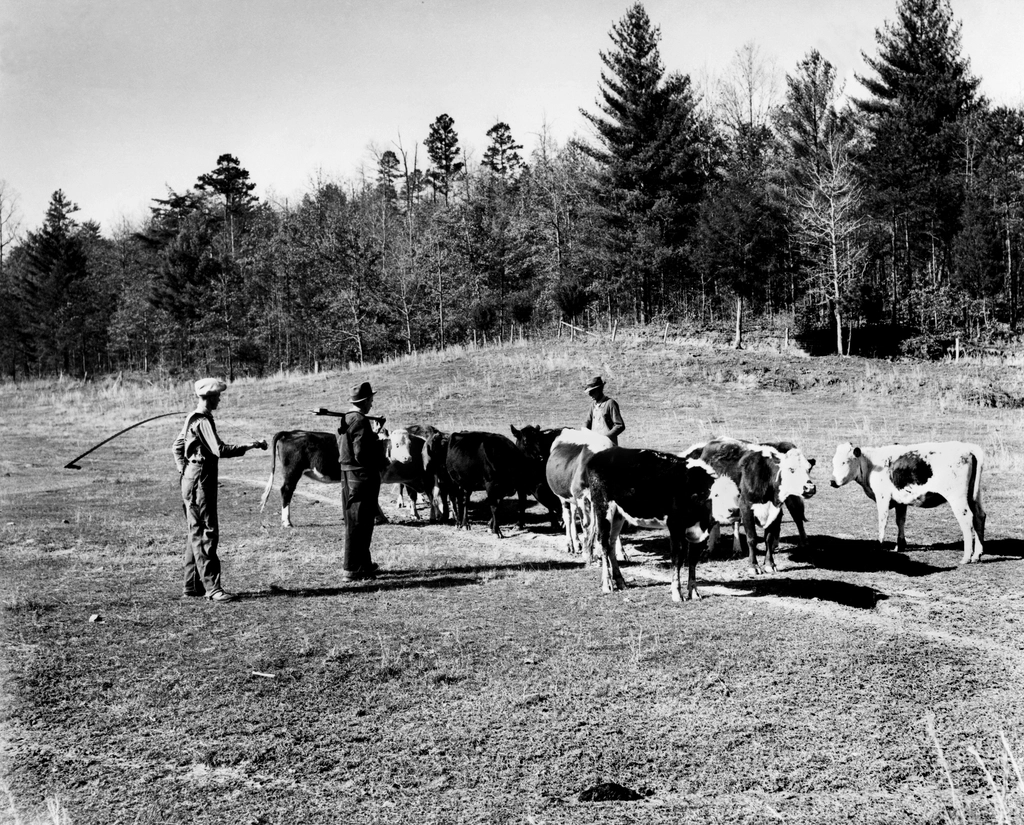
64,411,186,470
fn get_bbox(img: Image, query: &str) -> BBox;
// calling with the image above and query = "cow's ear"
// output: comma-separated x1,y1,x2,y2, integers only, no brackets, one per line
510,425,520,438
852,447,861,458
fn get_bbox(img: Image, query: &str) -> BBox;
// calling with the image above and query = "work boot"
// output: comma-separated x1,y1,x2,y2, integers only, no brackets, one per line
207,589,238,603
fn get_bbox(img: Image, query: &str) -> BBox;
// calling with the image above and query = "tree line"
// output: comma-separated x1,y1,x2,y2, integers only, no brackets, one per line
1,0,1022,379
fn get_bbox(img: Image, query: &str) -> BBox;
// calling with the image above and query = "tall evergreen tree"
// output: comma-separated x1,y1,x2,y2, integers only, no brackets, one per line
855,0,980,321
482,122,525,182
19,191,94,375
425,114,464,205
580,2,712,322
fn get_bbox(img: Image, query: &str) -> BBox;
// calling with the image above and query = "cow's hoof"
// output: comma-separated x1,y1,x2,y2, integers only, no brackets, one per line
896,541,908,553
686,589,702,602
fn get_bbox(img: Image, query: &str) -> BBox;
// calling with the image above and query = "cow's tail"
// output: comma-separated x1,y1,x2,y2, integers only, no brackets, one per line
969,443,985,512
259,433,283,512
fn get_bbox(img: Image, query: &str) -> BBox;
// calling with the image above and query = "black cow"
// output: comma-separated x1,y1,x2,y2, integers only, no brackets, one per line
445,431,538,537
575,447,740,600
689,438,816,575
422,430,454,524
509,424,565,530
259,430,343,527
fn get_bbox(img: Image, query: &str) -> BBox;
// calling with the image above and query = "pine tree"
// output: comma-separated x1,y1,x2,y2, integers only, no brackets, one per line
579,2,712,322
855,0,980,321
425,114,464,205
482,122,525,182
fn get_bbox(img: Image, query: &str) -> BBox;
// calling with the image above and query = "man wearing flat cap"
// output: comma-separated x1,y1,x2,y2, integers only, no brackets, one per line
337,381,389,580
172,378,266,602
582,375,625,445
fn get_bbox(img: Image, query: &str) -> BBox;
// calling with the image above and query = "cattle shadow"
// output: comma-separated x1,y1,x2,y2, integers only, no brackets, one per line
713,577,887,610
617,531,953,577
788,536,954,576
923,538,1024,562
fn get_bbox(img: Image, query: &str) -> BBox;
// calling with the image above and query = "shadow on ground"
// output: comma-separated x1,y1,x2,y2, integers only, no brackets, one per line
244,560,584,599
788,536,955,576
714,577,888,610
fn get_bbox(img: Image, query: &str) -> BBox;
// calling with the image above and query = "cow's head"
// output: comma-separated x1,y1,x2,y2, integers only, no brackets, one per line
681,459,732,543
830,442,861,488
779,448,816,499
511,424,558,465
387,429,415,465
709,475,741,526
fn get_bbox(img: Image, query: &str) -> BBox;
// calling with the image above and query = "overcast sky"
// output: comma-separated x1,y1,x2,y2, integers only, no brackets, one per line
1,0,1022,235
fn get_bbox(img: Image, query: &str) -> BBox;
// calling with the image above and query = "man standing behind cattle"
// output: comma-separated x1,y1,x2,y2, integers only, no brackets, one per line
172,378,266,602
338,381,389,580
583,376,625,445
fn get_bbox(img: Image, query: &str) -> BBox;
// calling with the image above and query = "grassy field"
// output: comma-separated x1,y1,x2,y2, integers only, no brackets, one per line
3,333,1024,824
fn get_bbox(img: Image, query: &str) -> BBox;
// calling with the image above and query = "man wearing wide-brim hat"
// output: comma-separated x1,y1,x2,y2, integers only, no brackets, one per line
172,378,266,602
582,375,625,445
337,381,389,580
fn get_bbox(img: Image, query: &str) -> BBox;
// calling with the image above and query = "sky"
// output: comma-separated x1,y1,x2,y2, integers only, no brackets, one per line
1,0,1022,236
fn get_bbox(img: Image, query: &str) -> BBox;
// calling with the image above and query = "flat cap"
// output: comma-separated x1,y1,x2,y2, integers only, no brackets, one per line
194,377,228,397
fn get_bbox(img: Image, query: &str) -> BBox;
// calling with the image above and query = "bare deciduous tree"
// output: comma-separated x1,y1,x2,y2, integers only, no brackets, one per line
795,139,867,355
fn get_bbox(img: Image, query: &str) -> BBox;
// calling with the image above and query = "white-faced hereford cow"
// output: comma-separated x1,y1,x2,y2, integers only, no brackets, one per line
830,441,985,564
690,438,817,575
574,447,740,601
543,428,615,556
382,425,447,522
445,431,539,537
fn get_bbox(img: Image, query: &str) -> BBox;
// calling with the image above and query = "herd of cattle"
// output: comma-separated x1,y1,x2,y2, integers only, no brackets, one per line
259,424,986,602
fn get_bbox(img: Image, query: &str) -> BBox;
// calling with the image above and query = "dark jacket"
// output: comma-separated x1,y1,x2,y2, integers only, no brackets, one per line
338,411,387,473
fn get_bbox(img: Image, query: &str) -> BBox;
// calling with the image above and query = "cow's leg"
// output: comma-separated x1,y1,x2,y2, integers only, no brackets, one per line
562,499,575,554
280,476,296,528
594,502,614,592
686,539,703,601
785,495,807,546
763,515,782,573
875,494,892,548
949,494,982,564
409,489,422,520
606,509,627,591
894,503,908,552
970,498,986,562
740,505,763,575
670,532,685,603
485,484,504,538
517,488,528,531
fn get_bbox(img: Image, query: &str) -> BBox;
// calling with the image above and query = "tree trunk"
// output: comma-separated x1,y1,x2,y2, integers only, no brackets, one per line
732,295,743,349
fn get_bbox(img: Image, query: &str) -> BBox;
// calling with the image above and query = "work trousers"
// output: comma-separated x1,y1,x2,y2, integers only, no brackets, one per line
341,469,380,572
181,462,222,595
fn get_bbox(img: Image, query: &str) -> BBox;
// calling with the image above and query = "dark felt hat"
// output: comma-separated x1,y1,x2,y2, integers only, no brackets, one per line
584,375,605,392
349,381,375,403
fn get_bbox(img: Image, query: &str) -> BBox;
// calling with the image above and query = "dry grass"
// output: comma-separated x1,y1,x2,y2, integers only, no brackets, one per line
3,334,1024,823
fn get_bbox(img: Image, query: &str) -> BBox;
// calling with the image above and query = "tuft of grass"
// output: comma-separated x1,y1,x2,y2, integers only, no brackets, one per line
927,714,1024,824
1,781,72,825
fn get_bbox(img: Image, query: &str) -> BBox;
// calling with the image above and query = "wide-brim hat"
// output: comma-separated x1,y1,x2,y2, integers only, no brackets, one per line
584,375,605,392
350,381,375,403
194,377,228,397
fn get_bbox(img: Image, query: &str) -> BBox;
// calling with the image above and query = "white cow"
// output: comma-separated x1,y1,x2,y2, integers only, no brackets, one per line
544,428,616,557
830,441,986,564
